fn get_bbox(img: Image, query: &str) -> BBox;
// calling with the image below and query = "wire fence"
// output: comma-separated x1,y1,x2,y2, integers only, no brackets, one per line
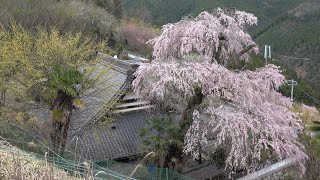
302,90,320,106
0,136,135,180
0,123,194,180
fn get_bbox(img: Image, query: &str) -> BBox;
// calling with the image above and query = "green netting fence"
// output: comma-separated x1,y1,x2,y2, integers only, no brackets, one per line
0,136,135,180
95,160,194,180
0,123,194,180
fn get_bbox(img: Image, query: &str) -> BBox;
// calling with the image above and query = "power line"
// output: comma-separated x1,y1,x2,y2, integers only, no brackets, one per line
301,90,320,106
276,55,310,61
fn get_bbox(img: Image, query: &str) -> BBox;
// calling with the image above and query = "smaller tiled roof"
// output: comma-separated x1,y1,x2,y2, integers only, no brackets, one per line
73,110,158,160
185,164,224,180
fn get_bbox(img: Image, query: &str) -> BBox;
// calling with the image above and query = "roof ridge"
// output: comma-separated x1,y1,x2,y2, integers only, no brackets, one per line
97,52,135,73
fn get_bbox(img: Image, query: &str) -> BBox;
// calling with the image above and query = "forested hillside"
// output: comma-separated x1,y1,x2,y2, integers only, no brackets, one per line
123,0,304,26
255,1,320,90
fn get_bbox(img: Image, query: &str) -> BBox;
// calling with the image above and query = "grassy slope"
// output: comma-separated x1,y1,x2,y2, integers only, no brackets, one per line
0,140,78,180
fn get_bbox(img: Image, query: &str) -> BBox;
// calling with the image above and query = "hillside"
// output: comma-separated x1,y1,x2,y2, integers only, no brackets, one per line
1,1,320,179
0,139,78,179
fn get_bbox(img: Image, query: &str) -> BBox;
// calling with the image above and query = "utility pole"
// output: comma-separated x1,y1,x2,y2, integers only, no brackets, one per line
287,79,297,101
264,45,271,65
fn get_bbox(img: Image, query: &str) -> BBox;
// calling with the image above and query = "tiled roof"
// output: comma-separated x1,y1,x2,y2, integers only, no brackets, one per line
72,110,157,160
68,53,135,143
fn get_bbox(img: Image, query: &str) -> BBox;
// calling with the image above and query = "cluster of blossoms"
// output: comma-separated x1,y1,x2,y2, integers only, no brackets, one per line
148,8,259,64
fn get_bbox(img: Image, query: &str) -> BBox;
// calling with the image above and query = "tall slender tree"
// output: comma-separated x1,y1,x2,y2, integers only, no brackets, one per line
133,8,307,176
113,0,123,19
46,65,91,149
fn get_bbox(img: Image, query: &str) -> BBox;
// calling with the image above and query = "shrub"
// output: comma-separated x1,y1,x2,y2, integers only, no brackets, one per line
120,21,159,55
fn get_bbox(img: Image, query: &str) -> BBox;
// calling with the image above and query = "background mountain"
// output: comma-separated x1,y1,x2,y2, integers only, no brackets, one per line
123,0,320,94
254,1,320,90
122,0,304,26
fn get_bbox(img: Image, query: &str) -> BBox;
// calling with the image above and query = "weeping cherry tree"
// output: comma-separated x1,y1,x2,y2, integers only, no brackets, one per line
132,8,307,176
